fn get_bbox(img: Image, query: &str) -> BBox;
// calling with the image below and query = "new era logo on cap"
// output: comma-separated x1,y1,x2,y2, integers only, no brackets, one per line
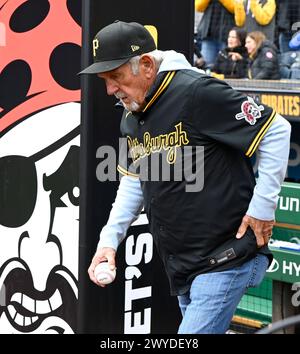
79,20,157,74
131,45,140,52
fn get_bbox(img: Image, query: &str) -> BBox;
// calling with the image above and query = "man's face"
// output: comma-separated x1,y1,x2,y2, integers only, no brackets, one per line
98,57,154,112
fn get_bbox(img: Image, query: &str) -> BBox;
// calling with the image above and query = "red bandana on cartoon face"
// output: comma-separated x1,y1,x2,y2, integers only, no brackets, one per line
235,97,264,125
0,0,81,134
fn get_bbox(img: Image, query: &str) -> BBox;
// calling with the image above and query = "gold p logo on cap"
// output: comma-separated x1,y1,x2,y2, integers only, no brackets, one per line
93,38,99,57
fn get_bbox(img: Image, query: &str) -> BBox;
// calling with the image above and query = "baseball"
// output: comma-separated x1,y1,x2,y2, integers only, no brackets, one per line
94,262,116,285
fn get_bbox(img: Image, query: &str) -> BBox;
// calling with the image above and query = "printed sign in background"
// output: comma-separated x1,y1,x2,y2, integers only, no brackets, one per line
271,181,300,246
267,247,300,284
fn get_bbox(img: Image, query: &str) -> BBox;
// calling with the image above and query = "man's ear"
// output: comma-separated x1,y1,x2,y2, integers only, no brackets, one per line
140,54,156,78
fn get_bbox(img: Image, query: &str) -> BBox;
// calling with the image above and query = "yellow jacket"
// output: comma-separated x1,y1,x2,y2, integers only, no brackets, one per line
195,0,234,14
233,0,276,27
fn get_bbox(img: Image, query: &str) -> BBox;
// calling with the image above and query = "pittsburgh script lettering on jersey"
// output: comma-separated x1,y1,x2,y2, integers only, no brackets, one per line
127,122,189,164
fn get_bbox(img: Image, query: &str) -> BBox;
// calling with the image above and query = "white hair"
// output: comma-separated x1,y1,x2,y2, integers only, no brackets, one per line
128,50,164,75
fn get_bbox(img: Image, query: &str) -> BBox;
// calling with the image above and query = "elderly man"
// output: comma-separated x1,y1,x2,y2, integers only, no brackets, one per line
80,20,291,334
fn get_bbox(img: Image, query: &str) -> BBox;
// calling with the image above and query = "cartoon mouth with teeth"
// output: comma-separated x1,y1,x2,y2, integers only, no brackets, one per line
0,0,81,333
0,259,77,333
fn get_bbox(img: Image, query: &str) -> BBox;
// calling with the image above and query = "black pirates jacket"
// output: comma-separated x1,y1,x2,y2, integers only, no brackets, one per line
118,67,276,296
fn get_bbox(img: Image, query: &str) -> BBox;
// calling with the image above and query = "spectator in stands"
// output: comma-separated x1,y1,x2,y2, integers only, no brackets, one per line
278,50,300,80
276,0,300,79
245,31,280,79
233,0,276,43
195,0,235,68
276,0,300,53
212,27,248,78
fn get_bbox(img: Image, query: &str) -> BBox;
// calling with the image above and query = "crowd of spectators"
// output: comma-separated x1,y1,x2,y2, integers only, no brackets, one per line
194,0,300,80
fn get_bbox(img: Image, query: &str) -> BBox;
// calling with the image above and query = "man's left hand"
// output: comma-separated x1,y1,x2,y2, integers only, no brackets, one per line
236,215,275,247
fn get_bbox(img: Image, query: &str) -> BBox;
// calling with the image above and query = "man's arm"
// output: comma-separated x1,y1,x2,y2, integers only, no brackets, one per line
88,175,144,286
236,114,291,247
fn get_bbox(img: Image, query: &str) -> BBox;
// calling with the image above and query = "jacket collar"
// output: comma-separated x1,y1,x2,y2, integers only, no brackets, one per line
142,70,176,113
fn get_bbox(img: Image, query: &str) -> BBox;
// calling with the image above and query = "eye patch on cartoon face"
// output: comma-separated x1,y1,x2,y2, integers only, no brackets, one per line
0,126,80,228
0,155,37,228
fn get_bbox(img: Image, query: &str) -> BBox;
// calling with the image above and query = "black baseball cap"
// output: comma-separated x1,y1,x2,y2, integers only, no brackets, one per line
79,20,157,74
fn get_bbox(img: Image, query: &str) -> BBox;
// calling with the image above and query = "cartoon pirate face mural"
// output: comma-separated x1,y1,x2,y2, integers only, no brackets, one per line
0,0,82,333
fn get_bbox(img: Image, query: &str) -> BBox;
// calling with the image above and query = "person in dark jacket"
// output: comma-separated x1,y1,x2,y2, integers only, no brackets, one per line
245,31,280,79
213,27,248,78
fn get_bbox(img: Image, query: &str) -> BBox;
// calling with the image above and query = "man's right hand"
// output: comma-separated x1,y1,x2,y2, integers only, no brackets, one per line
88,247,116,287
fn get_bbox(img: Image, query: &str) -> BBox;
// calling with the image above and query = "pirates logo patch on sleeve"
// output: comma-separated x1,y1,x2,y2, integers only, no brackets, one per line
235,97,265,125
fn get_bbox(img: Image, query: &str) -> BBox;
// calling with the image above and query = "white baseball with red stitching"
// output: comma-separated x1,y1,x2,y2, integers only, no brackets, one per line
94,262,116,285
